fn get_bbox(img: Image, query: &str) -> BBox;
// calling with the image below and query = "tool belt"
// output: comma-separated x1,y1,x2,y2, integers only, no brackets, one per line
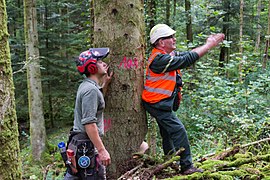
66,129,98,178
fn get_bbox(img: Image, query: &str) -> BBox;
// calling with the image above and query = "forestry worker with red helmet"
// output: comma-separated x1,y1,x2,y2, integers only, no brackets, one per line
64,48,112,180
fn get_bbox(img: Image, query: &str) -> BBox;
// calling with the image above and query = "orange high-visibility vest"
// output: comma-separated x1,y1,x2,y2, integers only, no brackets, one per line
142,48,181,103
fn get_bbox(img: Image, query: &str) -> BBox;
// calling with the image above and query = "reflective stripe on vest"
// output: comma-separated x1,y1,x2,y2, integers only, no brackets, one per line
146,71,176,81
142,48,177,103
144,86,172,96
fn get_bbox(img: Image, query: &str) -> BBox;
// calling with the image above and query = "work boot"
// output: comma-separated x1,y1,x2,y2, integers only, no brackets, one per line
182,166,204,175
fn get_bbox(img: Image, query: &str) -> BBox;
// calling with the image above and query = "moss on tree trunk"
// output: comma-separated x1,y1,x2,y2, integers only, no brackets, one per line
0,0,22,178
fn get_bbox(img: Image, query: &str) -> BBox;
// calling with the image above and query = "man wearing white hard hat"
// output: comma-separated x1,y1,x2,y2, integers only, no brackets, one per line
142,24,224,175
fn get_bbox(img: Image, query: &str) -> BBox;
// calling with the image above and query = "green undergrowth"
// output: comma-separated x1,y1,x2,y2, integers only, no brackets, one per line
20,125,270,179
21,126,70,180
166,143,270,180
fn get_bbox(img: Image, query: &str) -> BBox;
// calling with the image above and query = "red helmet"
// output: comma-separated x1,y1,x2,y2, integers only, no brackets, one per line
76,48,110,75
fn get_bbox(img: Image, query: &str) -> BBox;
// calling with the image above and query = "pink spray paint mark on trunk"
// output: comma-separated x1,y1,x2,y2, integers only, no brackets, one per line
104,118,112,133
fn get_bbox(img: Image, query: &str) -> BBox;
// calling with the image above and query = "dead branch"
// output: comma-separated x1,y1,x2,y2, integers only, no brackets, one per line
118,162,144,180
140,156,181,180
212,145,240,160
118,148,185,180
241,137,270,148
132,153,158,165
43,164,53,180
198,137,270,162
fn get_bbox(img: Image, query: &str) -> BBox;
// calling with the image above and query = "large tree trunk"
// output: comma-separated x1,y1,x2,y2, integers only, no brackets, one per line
94,0,147,178
24,0,46,161
0,0,22,178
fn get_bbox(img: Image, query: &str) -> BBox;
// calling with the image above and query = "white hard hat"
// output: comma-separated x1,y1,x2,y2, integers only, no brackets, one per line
150,24,176,44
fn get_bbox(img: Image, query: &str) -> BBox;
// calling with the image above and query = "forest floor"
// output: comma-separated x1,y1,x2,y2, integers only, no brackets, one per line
20,124,270,180
118,141,270,180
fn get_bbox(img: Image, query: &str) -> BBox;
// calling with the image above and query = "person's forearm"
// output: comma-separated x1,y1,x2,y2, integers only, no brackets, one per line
192,33,225,57
191,44,212,57
85,123,106,152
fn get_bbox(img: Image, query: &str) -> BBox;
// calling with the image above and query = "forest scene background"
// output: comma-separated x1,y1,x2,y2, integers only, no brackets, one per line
3,0,270,179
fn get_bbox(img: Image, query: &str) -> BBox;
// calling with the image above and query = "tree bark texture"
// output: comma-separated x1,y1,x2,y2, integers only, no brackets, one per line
24,0,46,161
93,0,147,177
166,0,171,26
185,0,193,43
0,0,22,178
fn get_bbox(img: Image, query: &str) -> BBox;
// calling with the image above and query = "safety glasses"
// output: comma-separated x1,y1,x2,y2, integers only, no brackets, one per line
161,35,175,40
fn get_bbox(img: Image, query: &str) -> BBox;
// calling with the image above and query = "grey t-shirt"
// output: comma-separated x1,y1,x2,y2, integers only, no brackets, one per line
73,78,105,136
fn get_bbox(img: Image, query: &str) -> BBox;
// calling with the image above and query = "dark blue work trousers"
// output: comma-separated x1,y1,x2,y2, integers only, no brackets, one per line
143,101,193,171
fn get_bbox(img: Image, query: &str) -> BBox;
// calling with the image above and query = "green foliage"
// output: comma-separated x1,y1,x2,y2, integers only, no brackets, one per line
178,49,270,155
21,126,69,179
7,0,90,128
165,144,270,180
7,0,270,178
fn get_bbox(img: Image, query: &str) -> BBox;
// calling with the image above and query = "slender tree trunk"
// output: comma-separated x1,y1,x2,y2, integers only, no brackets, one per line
94,0,147,178
239,0,244,82
146,0,156,54
185,0,196,87
185,0,193,43
24,0,46,161
148,0,156,29
166,0,171,26
254,0,262,53
0,0,22,178
173,0,176,18
262,0,270,69
219,0,230,68
147,115,157,156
